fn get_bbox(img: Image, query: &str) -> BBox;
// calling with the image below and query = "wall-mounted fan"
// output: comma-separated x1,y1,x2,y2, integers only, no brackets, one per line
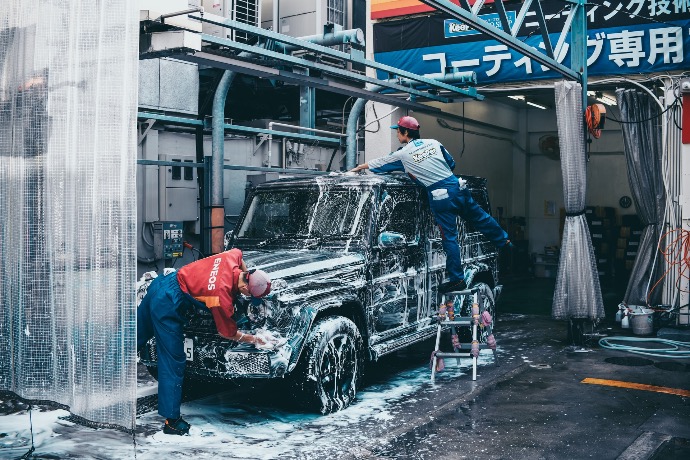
538,134,560,161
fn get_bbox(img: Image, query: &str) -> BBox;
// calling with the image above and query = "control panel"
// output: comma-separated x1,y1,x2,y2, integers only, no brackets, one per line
153,221,184,260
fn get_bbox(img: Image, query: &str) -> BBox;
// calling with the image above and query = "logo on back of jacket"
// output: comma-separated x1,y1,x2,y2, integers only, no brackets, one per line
208,257,222,290
412,144,437,163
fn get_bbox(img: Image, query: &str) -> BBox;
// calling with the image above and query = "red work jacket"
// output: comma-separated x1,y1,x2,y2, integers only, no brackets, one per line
177,248,243,338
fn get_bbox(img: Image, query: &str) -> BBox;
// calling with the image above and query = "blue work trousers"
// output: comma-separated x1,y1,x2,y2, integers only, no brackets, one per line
429,183,508,283
137,272,189,419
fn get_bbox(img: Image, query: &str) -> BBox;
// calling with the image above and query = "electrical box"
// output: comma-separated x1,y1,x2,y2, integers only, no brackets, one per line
138,58,199,115
153,221,184,260
267,0,347,37
138,129,160,223
159,153,198,222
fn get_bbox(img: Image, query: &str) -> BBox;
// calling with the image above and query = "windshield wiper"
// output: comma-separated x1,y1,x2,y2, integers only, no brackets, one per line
302,237,321,249
255,237,282,248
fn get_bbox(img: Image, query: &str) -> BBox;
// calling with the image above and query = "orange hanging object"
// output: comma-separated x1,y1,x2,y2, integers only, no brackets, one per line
585,103,606,139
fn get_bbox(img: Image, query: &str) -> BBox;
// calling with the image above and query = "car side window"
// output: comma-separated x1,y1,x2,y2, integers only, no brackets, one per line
377,187,419,244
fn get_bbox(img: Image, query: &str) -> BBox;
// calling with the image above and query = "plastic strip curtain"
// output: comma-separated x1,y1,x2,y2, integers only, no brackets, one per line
616,89,665,307
660,83,681,312
552,81,605,320
0,1,138,430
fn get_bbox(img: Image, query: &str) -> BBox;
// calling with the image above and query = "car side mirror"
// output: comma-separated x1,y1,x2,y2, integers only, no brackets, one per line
378,231,407,249
224,230,235,250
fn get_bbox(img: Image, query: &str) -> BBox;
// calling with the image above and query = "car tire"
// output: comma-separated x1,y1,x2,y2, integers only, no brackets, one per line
292,316,363,414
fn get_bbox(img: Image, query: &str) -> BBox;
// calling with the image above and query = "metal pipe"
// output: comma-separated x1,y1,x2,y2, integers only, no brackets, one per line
158,7,203,21
267,122,345,167
191,14,480,99
210,29,368,251
345,71,477,170
210,67,240,253
389,71,476,88
345,87,382,171
271,121,348,137
277,28,365,53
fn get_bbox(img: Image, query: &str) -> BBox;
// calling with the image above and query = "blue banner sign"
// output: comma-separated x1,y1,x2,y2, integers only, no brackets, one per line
373,1,690,84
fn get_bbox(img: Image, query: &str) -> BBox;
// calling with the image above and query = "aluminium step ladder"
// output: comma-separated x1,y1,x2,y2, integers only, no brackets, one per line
430,288,498,382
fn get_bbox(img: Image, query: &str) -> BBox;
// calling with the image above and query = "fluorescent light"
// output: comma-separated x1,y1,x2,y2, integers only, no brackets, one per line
508,95,525,100
587,91,596,96
598,95,617,106
526,101,547,110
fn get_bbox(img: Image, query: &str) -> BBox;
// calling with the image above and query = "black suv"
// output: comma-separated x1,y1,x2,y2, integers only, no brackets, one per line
140,173,502,413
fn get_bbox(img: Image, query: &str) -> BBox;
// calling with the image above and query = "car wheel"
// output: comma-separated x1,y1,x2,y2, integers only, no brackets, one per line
455,281,495,343
293,316,363,414
145,365,158,380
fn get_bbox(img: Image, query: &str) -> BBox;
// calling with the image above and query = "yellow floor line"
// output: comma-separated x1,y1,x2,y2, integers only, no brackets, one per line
581,378,690,397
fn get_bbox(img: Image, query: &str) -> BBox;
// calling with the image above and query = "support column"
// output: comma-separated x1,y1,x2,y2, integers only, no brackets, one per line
570,0,588,113
298,69,315,133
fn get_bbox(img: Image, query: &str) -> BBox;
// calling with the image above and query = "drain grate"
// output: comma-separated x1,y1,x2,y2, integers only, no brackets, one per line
530,363,552,369
605,357,654,366
653,362,690,372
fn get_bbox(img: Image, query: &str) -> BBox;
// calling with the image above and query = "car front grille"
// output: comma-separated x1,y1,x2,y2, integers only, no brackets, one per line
146,339,271,377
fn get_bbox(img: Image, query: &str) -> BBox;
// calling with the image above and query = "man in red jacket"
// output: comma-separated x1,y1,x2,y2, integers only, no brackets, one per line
137,248,271,435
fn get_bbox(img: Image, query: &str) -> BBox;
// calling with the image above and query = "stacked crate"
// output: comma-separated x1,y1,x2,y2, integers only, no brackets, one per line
614,215,644,279
558,206,643,280
532,246,559,278
586,206,617,279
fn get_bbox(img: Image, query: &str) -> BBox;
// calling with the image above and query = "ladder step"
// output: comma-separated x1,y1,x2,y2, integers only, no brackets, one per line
453,343,493,349
443,288,478,296
435,352,472,358
437,318,473,325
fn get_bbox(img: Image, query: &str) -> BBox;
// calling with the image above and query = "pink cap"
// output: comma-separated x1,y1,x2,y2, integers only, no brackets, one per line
391,116,420,130
247,269,271,297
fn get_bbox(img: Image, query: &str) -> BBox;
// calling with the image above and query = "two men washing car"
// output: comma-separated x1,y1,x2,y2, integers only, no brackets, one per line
140,115,508,436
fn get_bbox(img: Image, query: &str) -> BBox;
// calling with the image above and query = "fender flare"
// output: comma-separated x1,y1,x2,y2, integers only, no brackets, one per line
286,293,364,373
463,261,491,288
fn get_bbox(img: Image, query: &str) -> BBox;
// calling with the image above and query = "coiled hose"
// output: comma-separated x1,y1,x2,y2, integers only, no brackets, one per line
598,336,690,358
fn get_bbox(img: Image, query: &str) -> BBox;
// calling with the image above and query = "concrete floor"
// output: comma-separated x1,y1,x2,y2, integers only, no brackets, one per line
352,314,690,460
347,275,690,459
2,274,689,459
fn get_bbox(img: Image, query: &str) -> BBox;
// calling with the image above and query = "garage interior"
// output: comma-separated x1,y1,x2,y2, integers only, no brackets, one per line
2,0,690,457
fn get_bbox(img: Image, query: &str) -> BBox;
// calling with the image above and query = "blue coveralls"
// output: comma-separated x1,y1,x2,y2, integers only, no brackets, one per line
368,138,508,283
137,271,191,419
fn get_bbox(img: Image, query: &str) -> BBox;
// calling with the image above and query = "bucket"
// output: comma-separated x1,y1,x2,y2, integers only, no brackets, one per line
629,307,654,335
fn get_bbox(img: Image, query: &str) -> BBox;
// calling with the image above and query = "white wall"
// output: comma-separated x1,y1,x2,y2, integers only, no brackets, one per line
523,105,633,253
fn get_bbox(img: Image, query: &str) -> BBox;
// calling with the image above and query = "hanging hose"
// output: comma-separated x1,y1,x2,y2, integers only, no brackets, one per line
647,228,690,305
20,404,35,460
598,336,690,358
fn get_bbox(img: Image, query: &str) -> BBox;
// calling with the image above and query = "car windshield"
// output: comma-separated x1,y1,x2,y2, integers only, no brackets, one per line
237,186,372,240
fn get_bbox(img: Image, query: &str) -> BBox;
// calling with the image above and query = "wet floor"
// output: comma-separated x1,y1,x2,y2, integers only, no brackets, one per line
2,275,689,459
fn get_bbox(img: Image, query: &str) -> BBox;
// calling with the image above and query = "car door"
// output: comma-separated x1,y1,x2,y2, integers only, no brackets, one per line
370,185,425,333
420,192,446,321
